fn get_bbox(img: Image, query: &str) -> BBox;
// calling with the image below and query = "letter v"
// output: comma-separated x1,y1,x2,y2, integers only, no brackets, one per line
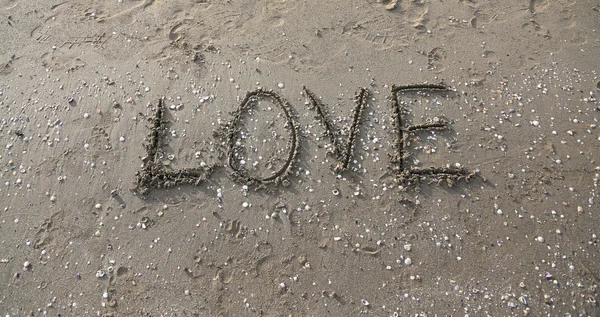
303,87,369,173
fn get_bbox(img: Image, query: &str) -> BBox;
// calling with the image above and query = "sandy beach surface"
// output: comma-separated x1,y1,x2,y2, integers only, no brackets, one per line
1,0,599,316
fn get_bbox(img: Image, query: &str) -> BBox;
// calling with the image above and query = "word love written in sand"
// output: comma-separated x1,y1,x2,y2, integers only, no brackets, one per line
134,84,476,195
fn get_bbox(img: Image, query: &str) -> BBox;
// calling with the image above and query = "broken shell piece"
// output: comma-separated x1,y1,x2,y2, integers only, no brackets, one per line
361,299,370,306
332,189,339,196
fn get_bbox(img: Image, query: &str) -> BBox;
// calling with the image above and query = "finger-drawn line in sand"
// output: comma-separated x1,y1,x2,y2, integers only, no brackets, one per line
135,89,300,195
389,84,475,186
224,89,300,187
135,98,216,196
303,87,368,173
135,85,474,195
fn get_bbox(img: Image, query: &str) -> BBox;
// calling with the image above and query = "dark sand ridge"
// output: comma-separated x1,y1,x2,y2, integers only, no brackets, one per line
0,0,599,315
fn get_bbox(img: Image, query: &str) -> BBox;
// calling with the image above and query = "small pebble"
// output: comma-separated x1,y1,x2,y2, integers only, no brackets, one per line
536,236,544,243
404,258,412,265
277,83,285,89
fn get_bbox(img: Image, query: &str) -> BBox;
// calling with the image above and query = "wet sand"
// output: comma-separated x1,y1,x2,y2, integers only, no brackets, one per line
1,0,599,316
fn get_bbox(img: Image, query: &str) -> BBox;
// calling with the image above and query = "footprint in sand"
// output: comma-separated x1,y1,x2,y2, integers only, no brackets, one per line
0,56,14,76
260,0,301,28
529,0,550,14
40,51,87,73
521,20,551,40
406,2,430,31
0,0,18,10
368,0,431,32
459,1,509,30
99,0,158,25
368,0,399,11
427,47,446,72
